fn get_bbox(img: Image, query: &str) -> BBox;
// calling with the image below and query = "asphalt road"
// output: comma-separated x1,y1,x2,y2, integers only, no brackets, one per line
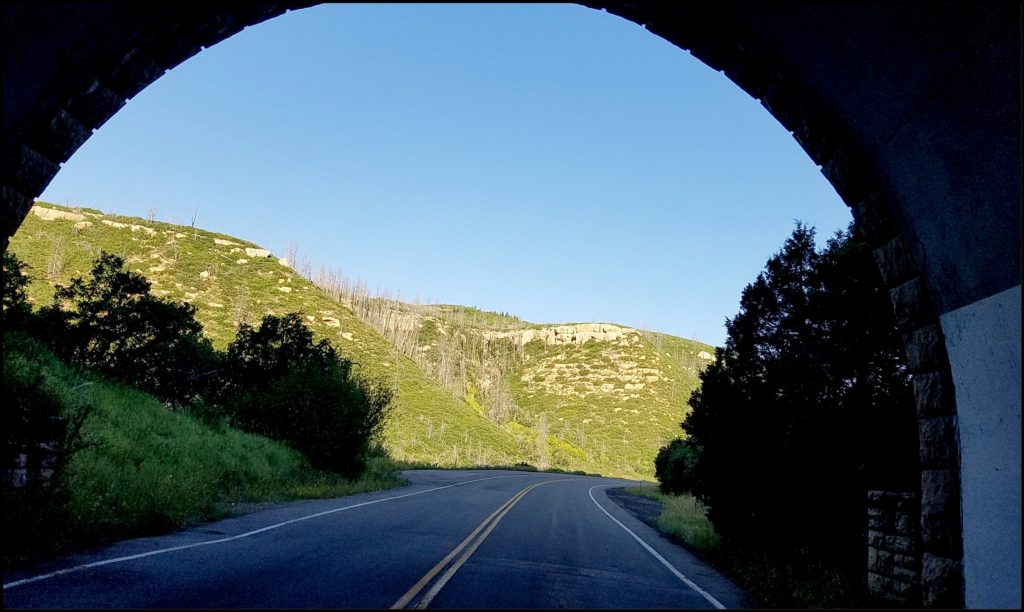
3,470,753,609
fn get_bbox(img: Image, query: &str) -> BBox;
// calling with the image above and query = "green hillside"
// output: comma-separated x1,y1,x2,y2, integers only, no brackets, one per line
373,313,715,477
309,262,716,479
11,203,528,469
12,202,715,479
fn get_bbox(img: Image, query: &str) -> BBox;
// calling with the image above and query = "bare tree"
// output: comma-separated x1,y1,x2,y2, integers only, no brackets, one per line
536,413,550,470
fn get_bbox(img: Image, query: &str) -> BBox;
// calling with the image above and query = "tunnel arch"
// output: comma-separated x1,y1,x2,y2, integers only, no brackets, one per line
2,3,1019,607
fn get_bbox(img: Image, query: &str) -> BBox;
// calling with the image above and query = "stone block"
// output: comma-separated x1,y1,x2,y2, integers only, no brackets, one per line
849,192,897,245
902,324,947,373
891,492,918,512
108,49,165,100
820,146,875,205
868,506,894,531
912,370,956,418
921,469,962,557
868,530,885,547
868,547,894,574
6,468,29,488
68,80,127,130
867,570,888,593
922,511,962,557
885,576,918,599
918,416,959,468
891,551,918,569
891,563,920,584
146,27,205,70
191,14,247,51
921,469,960,516
889,277,932,331
721,48,773,101
0,185,34,237
894,511,917,535
792,108,842,167
884,534,916,555
869,572,917,604
873,236,918,287
23,108,91,162
867,490,887,505
4,145,59,197
921,553,963,607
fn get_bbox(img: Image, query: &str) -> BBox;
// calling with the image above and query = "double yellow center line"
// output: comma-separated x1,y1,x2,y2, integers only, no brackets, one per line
391,479,567,610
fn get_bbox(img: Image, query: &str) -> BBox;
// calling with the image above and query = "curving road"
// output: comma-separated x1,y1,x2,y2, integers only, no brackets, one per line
3,470,753,609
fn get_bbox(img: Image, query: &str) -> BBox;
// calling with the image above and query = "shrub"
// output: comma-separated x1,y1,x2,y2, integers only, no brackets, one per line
35,252,217,406
654,438,698,495
220,313,391,477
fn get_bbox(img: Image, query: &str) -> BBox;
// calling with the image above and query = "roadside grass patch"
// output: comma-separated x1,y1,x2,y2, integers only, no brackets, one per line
2,333,404,570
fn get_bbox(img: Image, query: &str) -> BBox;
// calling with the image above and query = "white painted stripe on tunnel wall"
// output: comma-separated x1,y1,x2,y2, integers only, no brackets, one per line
940,283,1021,610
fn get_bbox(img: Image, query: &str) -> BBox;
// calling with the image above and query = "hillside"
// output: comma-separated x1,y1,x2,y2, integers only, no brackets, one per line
320,301,715,477
11,203,528,470
12,202,715,478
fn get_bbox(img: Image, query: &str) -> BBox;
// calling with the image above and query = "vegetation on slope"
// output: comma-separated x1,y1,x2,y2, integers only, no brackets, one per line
310,260,716,479
11,202,527,468
508,330,711,476
2,332,402,568
13,202,716,479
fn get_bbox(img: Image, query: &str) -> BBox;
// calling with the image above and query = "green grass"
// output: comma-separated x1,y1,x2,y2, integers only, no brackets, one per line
622,486,883,608
626,485,721,550
2,332,405,569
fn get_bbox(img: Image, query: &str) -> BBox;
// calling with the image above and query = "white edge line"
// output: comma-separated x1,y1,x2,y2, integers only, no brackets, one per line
588,485,727,610
4,474,519,590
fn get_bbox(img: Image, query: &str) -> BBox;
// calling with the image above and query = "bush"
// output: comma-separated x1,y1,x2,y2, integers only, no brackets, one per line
35,252,217,406
220,313,391,477
654,438,698,495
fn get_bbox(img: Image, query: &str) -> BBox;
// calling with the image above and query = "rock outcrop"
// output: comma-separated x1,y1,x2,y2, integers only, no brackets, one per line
481,323,636,346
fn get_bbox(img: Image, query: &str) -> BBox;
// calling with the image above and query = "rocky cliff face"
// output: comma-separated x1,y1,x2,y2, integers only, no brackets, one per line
480,323,636,346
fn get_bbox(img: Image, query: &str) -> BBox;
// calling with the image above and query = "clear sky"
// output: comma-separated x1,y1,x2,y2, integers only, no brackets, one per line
39,3,851,347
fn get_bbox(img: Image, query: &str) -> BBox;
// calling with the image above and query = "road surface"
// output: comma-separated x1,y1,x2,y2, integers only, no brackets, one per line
3,470,753,608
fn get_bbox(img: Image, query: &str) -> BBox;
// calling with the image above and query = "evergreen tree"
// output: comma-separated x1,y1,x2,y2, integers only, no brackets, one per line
667,223,916,562
2,251,33,330
220,313,391,477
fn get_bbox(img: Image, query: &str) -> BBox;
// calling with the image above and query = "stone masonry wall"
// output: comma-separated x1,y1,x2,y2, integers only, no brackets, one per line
868,490,921,605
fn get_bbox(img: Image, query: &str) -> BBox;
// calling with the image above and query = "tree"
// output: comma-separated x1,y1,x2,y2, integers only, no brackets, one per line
220,313,391,477
2,250,33,330
220,312,339,395
664,223,916,562
36,252,216,405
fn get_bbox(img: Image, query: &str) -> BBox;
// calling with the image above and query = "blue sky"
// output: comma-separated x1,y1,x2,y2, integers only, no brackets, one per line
39,3,851,347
